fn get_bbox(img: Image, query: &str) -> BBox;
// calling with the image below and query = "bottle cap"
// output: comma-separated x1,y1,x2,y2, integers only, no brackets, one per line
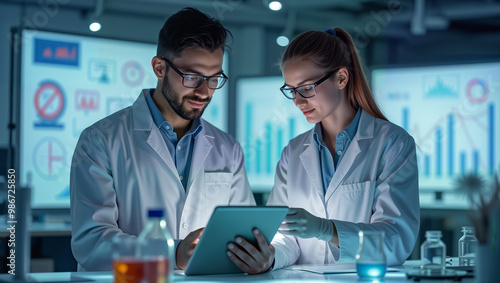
425,230,442,238
148,209,164,218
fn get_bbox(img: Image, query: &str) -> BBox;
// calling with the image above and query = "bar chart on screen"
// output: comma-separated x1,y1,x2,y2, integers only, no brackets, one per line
236,77,313,191
372,62,500,192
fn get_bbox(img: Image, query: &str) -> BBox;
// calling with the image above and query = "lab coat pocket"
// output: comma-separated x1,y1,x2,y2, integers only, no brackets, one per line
205,172,232,208
338,181,375,222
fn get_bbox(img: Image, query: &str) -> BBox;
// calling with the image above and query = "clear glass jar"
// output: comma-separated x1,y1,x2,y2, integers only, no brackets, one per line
420,230,446,274
356,230,387,279
458,226,477,266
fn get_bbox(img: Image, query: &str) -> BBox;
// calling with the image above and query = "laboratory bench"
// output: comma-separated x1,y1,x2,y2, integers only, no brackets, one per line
0,259,478,283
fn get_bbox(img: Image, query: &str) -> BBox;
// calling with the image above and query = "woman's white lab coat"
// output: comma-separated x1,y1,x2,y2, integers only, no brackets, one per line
70,89,255,271
268,110,420,269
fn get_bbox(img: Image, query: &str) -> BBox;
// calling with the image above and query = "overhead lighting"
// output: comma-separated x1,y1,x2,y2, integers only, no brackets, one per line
276,11,295,47
276,35,289,47
88,0,104,32
89,22,101,32
269,1,282,11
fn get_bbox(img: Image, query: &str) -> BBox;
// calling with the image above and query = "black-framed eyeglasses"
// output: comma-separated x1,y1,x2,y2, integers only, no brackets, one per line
280,69,339,99
160,57,228,89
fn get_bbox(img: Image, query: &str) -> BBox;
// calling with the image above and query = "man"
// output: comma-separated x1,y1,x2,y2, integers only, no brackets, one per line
70,7,255,271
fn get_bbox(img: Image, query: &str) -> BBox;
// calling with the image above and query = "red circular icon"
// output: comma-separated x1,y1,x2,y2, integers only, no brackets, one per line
466,78,489,104
34,81,65,120
121,60,145,87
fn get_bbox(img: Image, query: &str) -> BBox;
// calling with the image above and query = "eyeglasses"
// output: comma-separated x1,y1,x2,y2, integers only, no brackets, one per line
160,57,228,89
280,69,339,99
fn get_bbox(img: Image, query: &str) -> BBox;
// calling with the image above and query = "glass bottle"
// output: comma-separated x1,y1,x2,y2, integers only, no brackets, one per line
356,230,387,279
420,230,446,274
112,237,141,283
136,209,175,283
458,226,477,266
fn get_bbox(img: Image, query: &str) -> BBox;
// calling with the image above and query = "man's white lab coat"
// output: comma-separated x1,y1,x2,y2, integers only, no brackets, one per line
268,110,420,269
70,89,255,271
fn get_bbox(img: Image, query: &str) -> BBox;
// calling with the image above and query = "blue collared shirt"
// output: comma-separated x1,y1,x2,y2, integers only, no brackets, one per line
145,90,203,189
313,109,361,194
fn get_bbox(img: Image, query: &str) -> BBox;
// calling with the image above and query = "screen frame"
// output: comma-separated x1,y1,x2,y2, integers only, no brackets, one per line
369,59,500,209
14,27,230,210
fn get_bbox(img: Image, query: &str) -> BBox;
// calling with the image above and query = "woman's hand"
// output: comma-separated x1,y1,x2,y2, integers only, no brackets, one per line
279,207,334,241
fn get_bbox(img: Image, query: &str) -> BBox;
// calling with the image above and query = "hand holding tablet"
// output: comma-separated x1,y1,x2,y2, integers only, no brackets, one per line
226,228,276,274
183,206,288,275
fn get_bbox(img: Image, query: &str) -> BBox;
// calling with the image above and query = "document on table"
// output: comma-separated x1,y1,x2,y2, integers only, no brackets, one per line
288,263,398,274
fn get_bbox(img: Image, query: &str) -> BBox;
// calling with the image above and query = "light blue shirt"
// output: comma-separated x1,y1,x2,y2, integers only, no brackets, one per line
313,109,361,194
145,90,203,189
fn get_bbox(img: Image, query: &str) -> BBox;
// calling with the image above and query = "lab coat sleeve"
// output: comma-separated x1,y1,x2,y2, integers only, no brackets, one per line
267,145,300,270
229,141,256,205
333,132,420,266
70,126,130,271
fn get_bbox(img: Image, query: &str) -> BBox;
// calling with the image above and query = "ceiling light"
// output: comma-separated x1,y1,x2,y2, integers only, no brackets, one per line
89,22,101,32
269,1,282,11
88,0,104,32
276,35,289,47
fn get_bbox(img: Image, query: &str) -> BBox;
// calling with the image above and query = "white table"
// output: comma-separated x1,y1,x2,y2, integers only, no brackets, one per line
0,260,474,283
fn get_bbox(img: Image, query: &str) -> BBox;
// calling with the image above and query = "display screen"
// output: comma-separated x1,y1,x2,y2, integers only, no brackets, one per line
20,29,228,208
236,76,313,191
372,62,499,207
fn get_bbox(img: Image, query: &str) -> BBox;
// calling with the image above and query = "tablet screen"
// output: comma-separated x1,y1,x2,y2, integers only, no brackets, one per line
184,206,288,275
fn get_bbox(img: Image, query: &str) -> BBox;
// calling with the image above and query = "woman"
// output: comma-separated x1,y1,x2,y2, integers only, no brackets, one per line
226,27,419,274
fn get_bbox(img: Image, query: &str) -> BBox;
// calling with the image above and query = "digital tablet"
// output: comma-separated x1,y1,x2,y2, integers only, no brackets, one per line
184,206,288,275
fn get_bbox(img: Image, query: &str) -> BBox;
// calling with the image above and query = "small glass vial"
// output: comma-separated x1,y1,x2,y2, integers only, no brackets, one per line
356,230,387,279
420,231,446,274
458,226,477,266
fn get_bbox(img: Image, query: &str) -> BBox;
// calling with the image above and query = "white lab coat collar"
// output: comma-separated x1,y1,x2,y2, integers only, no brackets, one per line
131,90,215,194
299,109,375,202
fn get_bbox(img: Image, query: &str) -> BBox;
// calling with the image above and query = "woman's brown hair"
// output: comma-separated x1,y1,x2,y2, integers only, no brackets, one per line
281,27,387,121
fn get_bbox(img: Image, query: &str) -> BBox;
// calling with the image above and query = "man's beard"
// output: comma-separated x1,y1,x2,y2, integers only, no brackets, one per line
161,76,210,120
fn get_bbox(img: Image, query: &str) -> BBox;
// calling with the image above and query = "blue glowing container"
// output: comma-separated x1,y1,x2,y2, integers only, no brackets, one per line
356,262,387,279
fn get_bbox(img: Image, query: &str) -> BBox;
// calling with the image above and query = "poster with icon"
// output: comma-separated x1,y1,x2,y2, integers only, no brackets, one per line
20,29,228,208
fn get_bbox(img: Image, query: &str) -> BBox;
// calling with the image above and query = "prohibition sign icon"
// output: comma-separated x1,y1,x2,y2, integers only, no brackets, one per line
34,81,65,120
466,78,489,104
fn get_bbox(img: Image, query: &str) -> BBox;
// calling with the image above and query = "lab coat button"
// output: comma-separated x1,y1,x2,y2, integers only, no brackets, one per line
179,175,184,181
182,223,187,229
320,245,325,251
319,207,324,213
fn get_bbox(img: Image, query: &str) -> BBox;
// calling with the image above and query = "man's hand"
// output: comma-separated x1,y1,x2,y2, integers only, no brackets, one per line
226,229,275,274
279,207,334,241
176,227,204,269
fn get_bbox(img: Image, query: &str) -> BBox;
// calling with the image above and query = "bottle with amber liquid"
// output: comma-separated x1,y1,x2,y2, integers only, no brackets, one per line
136,209,175,283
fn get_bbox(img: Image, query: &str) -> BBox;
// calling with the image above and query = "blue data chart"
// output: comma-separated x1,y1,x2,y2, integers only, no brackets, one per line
372,62,500,191
236,77,313,191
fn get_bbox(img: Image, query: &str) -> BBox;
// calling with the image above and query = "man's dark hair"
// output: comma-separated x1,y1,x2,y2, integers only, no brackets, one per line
157,7,231,59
